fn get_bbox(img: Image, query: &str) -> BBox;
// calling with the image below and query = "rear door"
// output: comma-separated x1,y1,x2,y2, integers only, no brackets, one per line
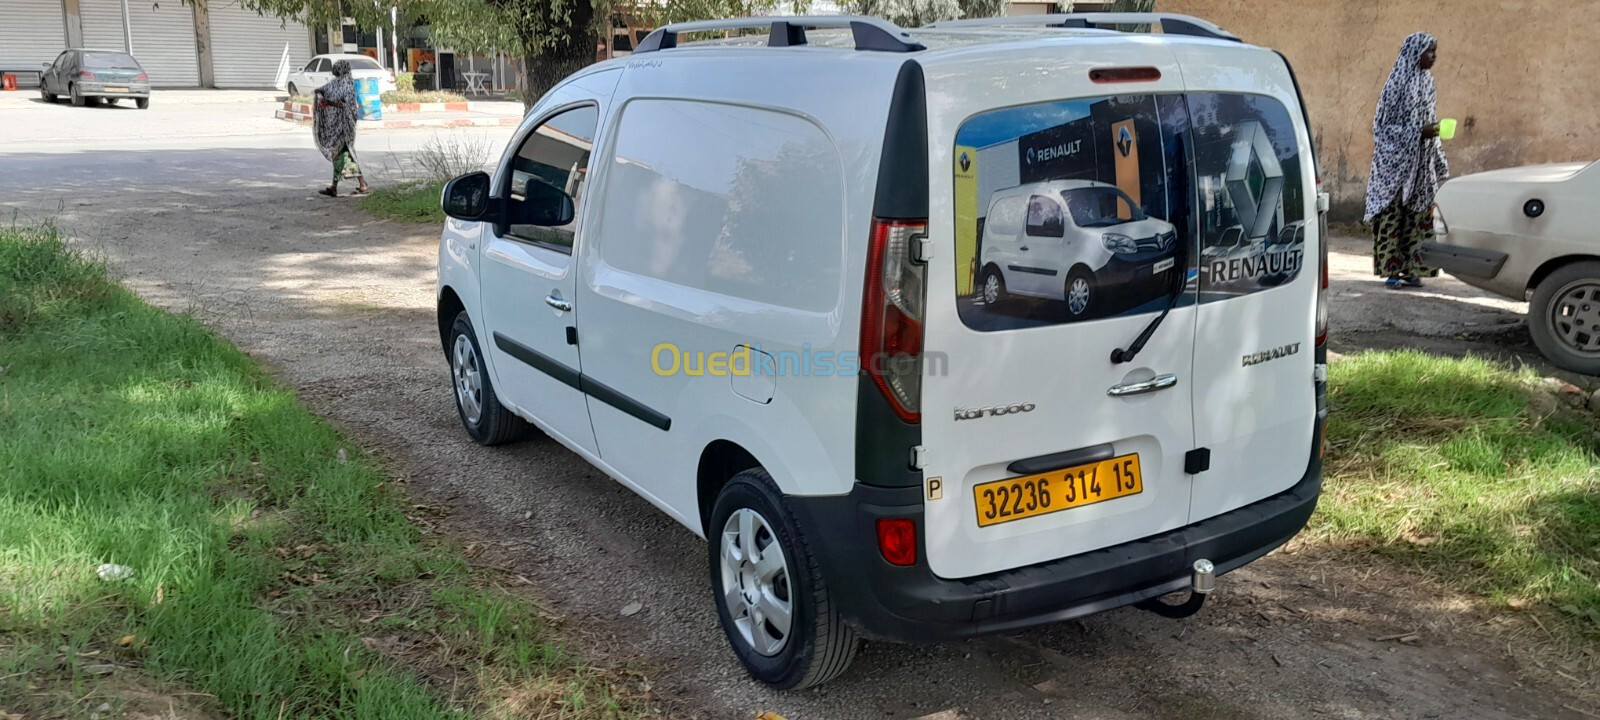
921,41,1198,580
1173,45,1319,521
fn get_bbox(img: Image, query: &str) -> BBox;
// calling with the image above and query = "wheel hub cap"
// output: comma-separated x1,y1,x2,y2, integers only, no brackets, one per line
983,275,999,304
719,508,793,656
451,335,483,425
1551,281,1600,355
1068,278,1090,314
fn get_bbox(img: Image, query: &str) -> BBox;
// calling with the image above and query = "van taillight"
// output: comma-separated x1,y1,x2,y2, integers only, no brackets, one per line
1316,180,1329,346
861,218,928,424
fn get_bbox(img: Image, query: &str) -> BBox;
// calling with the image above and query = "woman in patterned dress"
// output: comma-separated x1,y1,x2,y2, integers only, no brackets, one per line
1365,32,1448,289
313,60,369,198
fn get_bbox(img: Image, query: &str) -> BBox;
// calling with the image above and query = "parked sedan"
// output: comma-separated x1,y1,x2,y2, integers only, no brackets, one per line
1426,160,1600,373
285,54,396,97
39,49,150,108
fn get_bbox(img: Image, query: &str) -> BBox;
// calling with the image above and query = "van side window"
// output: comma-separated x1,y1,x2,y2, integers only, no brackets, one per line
987,196,1025,237
595,99,844,312
1025,195,1064,237
505,105,599,253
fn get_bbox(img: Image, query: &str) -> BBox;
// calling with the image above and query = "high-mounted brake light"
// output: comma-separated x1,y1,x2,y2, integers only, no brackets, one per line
1090,67,1161,84
876,518,917,566
861,218,928,424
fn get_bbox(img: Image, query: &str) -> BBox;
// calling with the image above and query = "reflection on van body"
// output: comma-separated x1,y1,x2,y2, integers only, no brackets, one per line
979,180,1178,318
1197,219,1306,297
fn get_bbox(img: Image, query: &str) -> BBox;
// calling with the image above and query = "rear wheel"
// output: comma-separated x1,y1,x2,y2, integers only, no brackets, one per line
1065,267,1095,318
980,265,1008,306
709,469,858,689
135,97,149,110
1529,261,1600,375
447,312,530,445
69,84,84,107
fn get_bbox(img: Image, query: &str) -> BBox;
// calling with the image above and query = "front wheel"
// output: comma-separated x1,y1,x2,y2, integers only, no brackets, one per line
1065,267,1095,318
1529,261,1600,375
40,86,56,103
287,83,300,97
447,312,530,445
980,265,1008,306
709,469,858,690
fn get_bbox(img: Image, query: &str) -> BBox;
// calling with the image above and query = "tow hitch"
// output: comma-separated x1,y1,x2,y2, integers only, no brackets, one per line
1137,559,1215,619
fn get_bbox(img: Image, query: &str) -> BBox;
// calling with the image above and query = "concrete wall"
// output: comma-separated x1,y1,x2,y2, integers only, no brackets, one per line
1162,0,1600,219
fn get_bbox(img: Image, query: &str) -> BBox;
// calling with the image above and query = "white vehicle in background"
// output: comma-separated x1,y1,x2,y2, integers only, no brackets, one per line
285,54,397,97
1427,160,1600,374
980,180,1179,317
434,12,1328,690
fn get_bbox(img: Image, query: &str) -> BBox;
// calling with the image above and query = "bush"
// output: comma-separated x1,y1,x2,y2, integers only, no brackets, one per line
380,90,467,105
396,71,416,92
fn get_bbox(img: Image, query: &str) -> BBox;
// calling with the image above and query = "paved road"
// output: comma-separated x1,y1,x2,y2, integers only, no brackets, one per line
1,93,1586,720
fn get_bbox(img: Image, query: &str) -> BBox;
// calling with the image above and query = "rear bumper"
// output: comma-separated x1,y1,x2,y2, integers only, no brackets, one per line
79,85,151,98
792,418,1324,643
1420,241,1508,280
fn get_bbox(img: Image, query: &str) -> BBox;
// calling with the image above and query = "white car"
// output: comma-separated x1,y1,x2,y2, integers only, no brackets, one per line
1427,161,1600,374
435,12,1328,689
285,54,396,97
980,180,1179,317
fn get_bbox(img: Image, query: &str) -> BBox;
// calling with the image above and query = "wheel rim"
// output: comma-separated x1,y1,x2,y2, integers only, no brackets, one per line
1548,280,1600,356
719,508,793,657
451,334,483,425
1067,277,1091,315
982,273,1000,304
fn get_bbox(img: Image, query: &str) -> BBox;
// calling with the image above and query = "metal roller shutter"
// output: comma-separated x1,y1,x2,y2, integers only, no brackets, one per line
207,1,311,88
79,0,199,87
0,0,67,76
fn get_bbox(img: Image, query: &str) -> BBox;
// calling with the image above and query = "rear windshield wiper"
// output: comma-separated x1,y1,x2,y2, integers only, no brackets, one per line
1110,249,1189,365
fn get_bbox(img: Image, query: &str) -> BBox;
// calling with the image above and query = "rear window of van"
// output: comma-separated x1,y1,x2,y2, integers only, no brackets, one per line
953,92,1306,331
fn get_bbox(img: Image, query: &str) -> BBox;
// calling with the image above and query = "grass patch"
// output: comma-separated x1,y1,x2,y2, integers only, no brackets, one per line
362,182,445,224
1319,350,1600,636
0,224,653,718
381,91,468,105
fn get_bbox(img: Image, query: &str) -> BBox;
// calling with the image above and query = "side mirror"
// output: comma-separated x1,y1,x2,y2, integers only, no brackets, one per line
42,62,51,69
441,171,492,221
517,177,576,227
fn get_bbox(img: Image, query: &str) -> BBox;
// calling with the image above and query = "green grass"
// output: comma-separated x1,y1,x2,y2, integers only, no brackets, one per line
0,224,650,718
1320,350,1600,636
362,182,445,224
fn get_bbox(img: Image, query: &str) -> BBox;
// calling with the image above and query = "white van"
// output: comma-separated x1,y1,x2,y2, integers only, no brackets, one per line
435,12,1329,690
981,180,1179,317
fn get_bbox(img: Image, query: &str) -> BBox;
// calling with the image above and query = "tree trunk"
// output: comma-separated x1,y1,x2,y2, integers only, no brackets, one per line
519,0,596,113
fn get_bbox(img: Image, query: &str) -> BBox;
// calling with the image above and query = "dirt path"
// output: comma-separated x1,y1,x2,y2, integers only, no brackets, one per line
5,131,1591,718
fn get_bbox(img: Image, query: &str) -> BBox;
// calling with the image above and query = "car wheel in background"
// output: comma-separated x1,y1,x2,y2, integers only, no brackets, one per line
287,83,299,97
447,312,531,445
1065,267,1095,318
708,468,859,690
69,84,84,107
980,265,1008,306
1529,260,1600,375
40,86,56,103
136,98,149,110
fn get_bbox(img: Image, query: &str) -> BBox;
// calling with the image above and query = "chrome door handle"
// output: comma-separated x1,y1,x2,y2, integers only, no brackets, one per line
1107,374,1178,397
544,294,573,312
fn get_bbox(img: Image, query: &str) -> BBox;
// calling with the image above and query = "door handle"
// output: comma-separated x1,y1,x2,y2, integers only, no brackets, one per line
1020,246,1030,252
1107,374,1178,397
544,293,572,312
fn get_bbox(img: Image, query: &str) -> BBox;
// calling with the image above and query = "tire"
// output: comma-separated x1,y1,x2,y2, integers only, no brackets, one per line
1528,260,1600,375
40,86,56,103
135,97,149,110
979,265,1008,307
287,83,299,97
708,469,859,690
69,84,84,107
447,312,530,445
1065,266,1095,318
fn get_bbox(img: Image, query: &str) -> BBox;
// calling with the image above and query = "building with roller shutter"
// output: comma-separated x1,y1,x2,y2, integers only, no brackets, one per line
0,0,313,88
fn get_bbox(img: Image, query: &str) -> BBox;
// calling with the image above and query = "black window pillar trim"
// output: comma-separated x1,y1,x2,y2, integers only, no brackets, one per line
492,332,671,432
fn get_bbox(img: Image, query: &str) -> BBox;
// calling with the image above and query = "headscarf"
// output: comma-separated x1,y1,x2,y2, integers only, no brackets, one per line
313,60,359,162
1363,32,1449,221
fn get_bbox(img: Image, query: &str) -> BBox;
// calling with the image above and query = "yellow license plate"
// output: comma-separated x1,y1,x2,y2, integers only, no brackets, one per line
105,87,129,93
973,454,1142,527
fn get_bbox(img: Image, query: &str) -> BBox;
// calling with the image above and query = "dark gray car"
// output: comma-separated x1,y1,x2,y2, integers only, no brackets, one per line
39,49,152,109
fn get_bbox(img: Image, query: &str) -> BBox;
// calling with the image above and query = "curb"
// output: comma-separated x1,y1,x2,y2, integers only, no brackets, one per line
273,109,519,129
281,100,477,115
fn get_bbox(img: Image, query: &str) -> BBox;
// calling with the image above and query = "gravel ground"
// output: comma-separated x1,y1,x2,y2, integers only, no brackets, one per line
2,95,1591,720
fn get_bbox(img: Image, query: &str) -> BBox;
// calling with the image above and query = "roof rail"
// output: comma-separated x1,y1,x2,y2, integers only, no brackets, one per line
923,13,1241,43
634,16,926,54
